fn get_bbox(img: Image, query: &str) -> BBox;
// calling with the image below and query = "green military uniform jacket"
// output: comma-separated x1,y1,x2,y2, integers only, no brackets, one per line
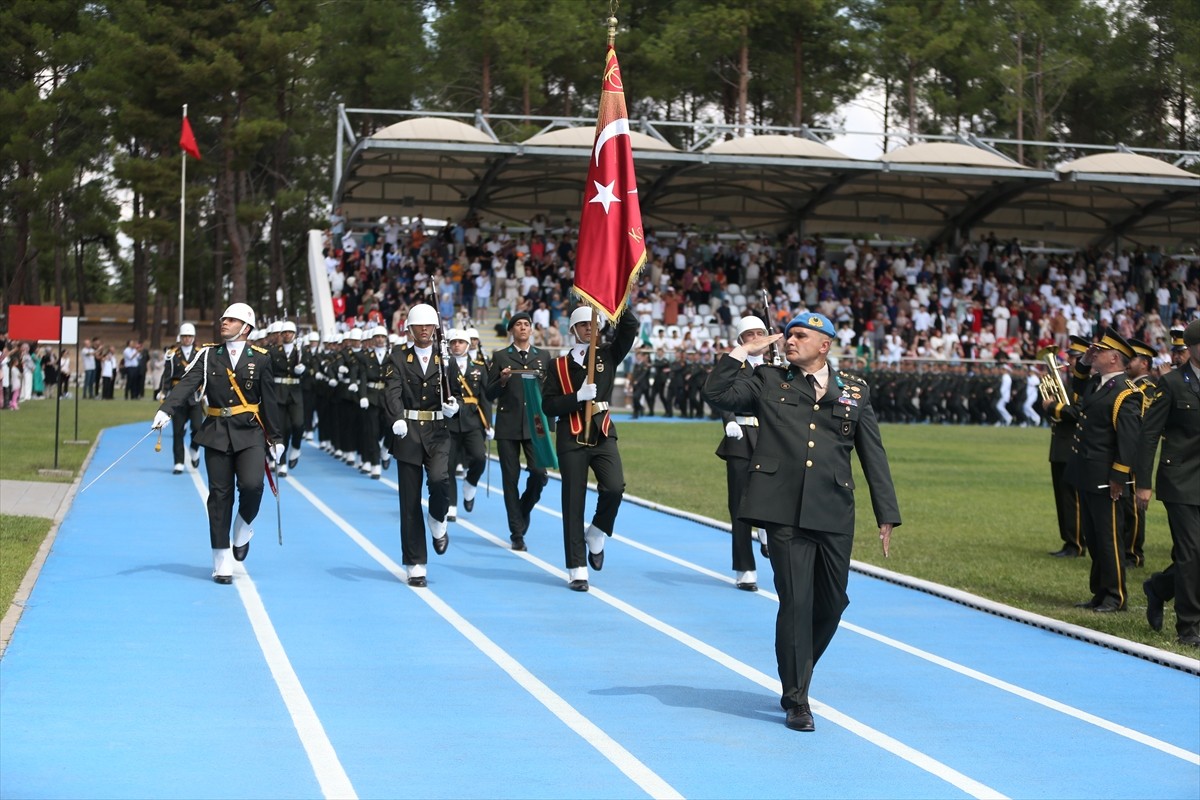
1137,363,1200,505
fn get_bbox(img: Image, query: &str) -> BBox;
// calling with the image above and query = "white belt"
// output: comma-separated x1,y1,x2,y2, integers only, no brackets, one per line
403,409,444,421
735,415,759,426
367,382,385,390
273,377,300,385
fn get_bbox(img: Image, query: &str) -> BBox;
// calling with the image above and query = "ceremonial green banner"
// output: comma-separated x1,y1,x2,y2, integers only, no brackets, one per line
521,375,559,471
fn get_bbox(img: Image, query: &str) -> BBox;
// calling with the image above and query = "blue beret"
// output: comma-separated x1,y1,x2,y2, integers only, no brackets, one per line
784,312,836,338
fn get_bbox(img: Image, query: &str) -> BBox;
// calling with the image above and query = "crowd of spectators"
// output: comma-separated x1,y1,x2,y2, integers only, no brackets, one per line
0,336,159,408
323,207,1198,377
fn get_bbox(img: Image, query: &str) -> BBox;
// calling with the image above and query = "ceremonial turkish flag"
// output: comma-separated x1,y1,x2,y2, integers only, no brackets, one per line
573,45,646,322
180,115,202,160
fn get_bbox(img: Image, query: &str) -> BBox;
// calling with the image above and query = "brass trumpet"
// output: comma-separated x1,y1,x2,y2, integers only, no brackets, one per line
1036,346,1071,407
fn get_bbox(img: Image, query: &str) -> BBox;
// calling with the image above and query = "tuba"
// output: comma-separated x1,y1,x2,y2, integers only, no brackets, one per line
1036,346,1070,407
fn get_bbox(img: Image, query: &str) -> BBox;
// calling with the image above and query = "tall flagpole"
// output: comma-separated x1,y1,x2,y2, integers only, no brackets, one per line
178,104,187,331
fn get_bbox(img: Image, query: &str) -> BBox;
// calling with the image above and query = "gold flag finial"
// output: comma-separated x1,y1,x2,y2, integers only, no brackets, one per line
607,0,618,45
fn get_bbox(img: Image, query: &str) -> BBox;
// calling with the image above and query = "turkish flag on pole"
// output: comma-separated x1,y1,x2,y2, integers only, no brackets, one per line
573,45,646,322
180,114,202,160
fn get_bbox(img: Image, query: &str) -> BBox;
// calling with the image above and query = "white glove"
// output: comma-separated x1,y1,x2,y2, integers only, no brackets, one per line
485,428,495,441
293,363,306,375
155,391,164,402
338,365,349,375
441,397,459,418
724,421,743,440
270,443,285,462
392,419,408,438
576,382,598,402
152,410,171,430
348,383,359,392
328,378,338,387
315,371,325,381
359,397,369,409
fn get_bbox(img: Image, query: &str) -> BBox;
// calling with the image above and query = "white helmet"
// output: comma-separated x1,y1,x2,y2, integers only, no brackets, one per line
389,334,402,346
178,322,196,337
306,331,320,342
221,302,256,329
447,328,470,343
328,332,343,344
367,325,389,339
346,327,363,341
267,320,282,334
735,315,768,342
280,321,297,334
568,306,606,332
407,303,439,327
466,327,481,340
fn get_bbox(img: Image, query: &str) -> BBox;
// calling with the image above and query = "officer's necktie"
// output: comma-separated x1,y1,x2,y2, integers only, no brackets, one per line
518,350,527,365
805,373,824,401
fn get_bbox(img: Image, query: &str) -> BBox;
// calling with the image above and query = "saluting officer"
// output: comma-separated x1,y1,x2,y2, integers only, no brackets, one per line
486,311,550,552
384,303,458,587
1041,335,1089,558
445,328,493,519
703,311,900,733
269,321,306,476
1137,319,1200,648
152,303,282,584
541,306,639,591
1122,337,1158,567
1066,328,1142,613
158,322,203,474
717,316,772,591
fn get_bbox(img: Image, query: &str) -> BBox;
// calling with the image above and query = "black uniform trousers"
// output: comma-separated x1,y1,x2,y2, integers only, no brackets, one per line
650,381,670,416
1079,492,1127,608
280,392,305,451
1050,461,1083,554
359,403,382,464
496,437,547,536
767,524,852,711
171,401,203,464
726,456,758,573
395,445,450,566
337,397,359,454
1146,503,1200,638
1121,481,1146,566
559,435,624,570
630,384,648,418
448,428,487,505
204,443,266,549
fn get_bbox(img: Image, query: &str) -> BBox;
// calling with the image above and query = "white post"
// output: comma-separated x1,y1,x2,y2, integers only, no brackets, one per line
178,104,187,331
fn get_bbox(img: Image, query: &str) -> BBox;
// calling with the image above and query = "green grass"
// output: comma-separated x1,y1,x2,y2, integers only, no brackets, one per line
0,402,1193,658
1,515,51,609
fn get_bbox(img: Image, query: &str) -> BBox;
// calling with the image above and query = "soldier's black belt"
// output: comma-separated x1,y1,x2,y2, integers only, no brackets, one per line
402,409,444,421
206,403,260,418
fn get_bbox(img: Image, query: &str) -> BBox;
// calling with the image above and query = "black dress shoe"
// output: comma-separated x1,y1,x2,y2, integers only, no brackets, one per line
510,535,527,552
588,550,604,571
568,579,589,592
1144,579,1164,631
408,575,427,588
785,704,815,732
1074,598,1100,609
233,542,250,562
463,498,474,513
213,575,232,585
1177,634,1200,648
288,456,299,469
433,534,449,555
447,513,457,522
760,543,770,558
736,582,758,592
1093,600,1125,613
1050,547,1083,558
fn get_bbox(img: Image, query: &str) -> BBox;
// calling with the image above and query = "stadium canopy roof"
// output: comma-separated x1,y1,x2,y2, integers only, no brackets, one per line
333,108,1200,252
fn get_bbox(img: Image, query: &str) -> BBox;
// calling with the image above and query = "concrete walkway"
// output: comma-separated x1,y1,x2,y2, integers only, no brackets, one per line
0,480,73,520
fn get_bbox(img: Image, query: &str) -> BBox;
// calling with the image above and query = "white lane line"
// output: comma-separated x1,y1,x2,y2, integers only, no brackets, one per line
506,481,1200,767
289,476,682,800
187,470,358,800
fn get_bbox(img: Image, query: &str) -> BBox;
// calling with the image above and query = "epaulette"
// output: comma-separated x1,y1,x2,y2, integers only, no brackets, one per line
164,347,177,357
200,342,218,348
839,370,868,388
250,344,269,354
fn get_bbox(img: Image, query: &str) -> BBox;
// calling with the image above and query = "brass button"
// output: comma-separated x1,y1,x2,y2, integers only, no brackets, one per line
808,441,815,448
780,397,786,402
813,404,820,411
805,460,813,467
755,464,761,469
809,423,816,430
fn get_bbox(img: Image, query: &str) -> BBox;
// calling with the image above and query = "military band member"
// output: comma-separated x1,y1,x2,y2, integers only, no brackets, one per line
269,321,306,476
152,303,282,584
158,322,203,474
1066,328,1141,613
703,311,900,733
1042,335,1089,558
541,306,639,591
1122,338,1157,567
486,311,549,552
445,328,493,520
1169,328,1188,368
717,316,771,591
357,325,392,479
1137,319,1200,648
384,303,457,587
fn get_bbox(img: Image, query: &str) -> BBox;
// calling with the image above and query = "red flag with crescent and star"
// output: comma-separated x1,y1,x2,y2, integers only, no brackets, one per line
573,45,646,323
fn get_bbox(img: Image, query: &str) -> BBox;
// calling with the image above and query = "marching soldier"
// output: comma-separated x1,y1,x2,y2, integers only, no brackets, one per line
650,349,672,417
716,316,771,591
384,303,457,587
1042,335,1089,558
300,331,321,443
541,306,639,591
445,328,493,520
1122,338,1157,567
269,321,306,476
314,333,341,454
485,311,550,552
703,311,900,733
357,325,392,479
158,322,203,474
1066,328,1141,613
1137,319,1200,648
152,303,282,584
627,350,652,419
341,328,368,470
